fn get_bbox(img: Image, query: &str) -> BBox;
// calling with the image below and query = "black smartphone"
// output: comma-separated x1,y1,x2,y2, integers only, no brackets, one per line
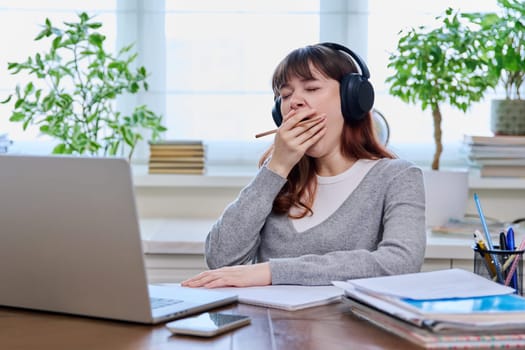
165,312,251,337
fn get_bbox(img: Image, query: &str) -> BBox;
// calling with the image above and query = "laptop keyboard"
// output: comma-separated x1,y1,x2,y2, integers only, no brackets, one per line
150,297,183,309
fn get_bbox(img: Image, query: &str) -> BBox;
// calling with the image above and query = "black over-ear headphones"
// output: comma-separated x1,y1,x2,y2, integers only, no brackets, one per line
271,42,374,127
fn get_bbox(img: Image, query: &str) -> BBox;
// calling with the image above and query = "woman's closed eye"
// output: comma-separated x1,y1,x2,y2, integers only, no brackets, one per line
305,87,320,92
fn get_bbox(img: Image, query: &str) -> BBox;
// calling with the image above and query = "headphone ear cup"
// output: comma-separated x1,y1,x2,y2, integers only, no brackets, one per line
340,74,374,123
272,97,283,126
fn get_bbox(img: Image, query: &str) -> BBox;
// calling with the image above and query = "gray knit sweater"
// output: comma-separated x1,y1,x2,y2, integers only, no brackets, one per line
205,158,426,285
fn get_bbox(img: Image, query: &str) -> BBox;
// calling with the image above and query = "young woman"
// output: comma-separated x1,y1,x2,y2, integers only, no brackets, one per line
182,43,426,288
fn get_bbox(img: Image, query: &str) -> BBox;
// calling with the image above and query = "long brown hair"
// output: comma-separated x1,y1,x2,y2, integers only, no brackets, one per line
259,44,395,218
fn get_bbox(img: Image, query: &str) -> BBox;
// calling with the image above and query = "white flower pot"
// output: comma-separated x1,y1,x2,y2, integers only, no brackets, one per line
422,169,469,227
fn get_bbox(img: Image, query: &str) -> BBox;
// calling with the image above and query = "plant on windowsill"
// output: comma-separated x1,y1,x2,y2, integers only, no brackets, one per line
1,12,166,160
385,8,501,227
462,0,525,136
385,8,496,171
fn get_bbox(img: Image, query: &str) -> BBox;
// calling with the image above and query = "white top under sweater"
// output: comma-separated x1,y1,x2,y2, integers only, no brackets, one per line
291,159,380,232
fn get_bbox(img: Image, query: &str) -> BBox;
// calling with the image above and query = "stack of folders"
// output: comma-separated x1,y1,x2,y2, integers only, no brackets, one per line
333,269,525,349
148,140,206,174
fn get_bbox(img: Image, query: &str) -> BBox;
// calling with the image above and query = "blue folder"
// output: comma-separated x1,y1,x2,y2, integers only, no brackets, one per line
402,294,525,314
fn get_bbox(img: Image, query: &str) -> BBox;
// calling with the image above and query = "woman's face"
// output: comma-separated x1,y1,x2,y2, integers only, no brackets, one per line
279,63,344,160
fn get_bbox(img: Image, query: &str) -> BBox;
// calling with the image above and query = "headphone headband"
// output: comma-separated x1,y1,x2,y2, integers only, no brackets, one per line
319,42,370,79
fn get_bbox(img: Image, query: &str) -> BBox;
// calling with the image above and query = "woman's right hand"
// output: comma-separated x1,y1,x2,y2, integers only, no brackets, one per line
267,108,326,178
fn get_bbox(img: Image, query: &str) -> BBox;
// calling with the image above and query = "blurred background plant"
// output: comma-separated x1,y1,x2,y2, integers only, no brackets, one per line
386,8,496,170
462,0,525,135
1,12,166,160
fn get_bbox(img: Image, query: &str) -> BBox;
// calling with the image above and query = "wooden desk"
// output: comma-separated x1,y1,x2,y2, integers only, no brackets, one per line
1,302,417,349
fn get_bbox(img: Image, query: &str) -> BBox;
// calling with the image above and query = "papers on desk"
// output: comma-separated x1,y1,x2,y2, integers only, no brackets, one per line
334,269,525,349
341,268,513,299
211,285,343,311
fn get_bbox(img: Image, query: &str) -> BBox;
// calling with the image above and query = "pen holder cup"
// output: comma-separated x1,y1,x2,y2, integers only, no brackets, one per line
473,245,524,295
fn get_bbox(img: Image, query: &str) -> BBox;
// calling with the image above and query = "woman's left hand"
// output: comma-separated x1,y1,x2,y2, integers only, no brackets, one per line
181,262,271,288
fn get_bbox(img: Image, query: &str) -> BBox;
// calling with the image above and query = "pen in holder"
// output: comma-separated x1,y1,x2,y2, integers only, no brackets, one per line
473,245,524,295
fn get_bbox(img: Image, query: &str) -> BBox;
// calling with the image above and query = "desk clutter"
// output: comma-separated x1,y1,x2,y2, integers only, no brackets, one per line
463,134,525,177
148,140,206,174
336,269,525,349
473,222,524,295
471,193,525,295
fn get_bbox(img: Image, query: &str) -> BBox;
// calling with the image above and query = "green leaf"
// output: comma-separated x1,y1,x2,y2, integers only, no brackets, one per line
0,95,12,104
88,33,105,48
52,143,67,154
9,112,25,122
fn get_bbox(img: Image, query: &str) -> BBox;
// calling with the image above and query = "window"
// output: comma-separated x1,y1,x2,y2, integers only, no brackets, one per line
163,0,320,166
0,1,117,144
0,0,502,169
368,0,500,166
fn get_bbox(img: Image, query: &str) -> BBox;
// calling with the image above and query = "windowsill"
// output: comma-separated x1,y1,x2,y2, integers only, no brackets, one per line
132,164,257,188
132,164,525,190
139,218,479,260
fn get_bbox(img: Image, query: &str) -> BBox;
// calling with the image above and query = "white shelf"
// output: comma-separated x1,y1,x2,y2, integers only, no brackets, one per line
468,169,525,189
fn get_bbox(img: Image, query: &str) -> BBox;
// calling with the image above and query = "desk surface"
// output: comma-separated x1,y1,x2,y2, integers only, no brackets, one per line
1,302,418,350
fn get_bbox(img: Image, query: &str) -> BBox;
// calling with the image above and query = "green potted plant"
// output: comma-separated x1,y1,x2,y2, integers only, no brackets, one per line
1,12,166,160
462,0,525,136
386,8,495,171
385,8,498,227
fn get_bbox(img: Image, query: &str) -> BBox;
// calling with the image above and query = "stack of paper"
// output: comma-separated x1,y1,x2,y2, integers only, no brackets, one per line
334,269,525,349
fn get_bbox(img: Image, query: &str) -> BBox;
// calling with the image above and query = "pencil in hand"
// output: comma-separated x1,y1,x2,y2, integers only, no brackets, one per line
254,115,325,138
254,129,277,138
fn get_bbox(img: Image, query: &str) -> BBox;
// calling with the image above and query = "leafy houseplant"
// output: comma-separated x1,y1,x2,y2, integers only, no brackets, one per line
1,12,166,160
462,0,525,135
385,8,495,170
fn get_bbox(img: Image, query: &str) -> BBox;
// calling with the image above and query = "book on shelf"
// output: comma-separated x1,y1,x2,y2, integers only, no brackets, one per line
150,148,205,157
479,165,525,178
147,139,206,175
149,140,204,146
148,156,206,163
148,167,205,175
149,140,204,150
332,269,525,348
468,145,525,156
149,163,204,170
468,157,525,166
464,135,525,146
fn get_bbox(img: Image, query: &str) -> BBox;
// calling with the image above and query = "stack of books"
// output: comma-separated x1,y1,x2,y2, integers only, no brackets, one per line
148,140,206,174
463,135,525,177
0,133,12,153
334,269,525,349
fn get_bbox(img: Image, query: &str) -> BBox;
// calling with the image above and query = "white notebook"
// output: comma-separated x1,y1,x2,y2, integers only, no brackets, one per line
211,285,343,311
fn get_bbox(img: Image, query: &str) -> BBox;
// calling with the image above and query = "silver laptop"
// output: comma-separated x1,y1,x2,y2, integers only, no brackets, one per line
0,154,237,324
